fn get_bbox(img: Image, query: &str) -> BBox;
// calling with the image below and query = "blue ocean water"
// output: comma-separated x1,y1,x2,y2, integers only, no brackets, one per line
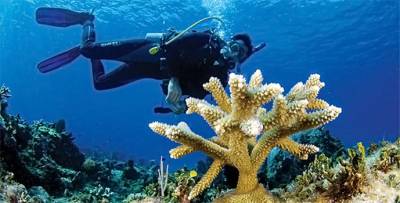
0,0,398,168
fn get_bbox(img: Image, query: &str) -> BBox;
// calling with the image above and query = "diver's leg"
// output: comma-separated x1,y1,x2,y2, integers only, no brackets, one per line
90,60,131,90
80,21,150,61
81,20,96,49
90,60,168,90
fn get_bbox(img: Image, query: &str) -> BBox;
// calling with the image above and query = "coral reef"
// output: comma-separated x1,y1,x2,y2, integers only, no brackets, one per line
0,114,161,202
0,84,11,129
0,85,161,202
373,138,400,173
273,153,336,201
0,116,84,195
0,172,32,202
277,138,400,202
327,142,367,200
263,127,345,189
125,159,226,203
149,70,341,202
0,83,400,203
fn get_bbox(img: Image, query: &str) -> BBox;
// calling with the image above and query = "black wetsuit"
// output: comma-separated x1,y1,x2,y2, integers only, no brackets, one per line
79,22,233,99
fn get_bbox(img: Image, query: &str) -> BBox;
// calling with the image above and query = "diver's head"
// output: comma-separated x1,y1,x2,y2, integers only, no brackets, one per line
231,33,253,63
221,33,254,65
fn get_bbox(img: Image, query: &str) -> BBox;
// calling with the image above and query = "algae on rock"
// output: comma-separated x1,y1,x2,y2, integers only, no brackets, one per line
264,127,345,189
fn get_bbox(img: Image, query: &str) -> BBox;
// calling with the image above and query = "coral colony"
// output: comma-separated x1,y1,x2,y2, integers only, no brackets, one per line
150,70,341,202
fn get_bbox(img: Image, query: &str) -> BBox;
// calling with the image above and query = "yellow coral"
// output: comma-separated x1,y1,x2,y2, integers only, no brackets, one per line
149,70,341,202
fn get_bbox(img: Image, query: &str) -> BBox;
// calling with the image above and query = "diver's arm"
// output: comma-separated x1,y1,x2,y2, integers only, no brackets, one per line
165,77,186,114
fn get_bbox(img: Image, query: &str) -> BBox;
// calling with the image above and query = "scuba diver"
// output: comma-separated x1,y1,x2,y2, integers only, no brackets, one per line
36,7,266,114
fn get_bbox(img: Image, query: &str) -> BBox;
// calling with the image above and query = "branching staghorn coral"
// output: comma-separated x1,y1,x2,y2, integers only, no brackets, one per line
149,70,341,202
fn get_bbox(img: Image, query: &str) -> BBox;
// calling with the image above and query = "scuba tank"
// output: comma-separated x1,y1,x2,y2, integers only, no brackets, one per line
145,32,167,56
145,33,165,42
147,16,225,56
144,30,178,70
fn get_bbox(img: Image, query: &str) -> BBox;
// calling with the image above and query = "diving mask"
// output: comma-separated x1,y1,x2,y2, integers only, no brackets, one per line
220,40,248,63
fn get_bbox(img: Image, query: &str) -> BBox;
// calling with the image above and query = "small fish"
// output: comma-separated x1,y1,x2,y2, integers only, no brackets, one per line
189,170,198,178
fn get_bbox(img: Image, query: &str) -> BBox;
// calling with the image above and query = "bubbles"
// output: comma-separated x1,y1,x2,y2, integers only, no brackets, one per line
201,0,236,38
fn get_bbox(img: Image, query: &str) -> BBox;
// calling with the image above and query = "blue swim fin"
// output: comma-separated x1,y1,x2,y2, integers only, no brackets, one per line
37,46,81,73
36,7,94,27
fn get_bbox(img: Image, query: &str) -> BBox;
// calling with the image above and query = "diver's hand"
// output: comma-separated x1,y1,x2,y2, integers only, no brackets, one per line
166,77,182,105
169,100,186,114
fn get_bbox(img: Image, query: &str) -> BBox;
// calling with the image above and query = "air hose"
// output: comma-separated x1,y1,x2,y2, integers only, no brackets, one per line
149,16,225,55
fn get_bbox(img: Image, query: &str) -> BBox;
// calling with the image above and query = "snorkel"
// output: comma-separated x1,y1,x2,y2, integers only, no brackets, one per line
237,42,266,73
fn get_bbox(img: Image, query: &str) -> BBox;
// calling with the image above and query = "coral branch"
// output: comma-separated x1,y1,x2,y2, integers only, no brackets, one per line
149,122,228,160
277,138,320,160
203,77,231,113
251,128,289,168
169,145,195,159
260,95,289,127
297,106,342,131
186,98,225,127
249,69,264,88
169,137,226,159
252,83,283,108
307,98,329,110
188,159,224,200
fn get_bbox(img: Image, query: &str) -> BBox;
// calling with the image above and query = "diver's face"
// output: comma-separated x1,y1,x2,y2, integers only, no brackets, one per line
229,40,248,63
